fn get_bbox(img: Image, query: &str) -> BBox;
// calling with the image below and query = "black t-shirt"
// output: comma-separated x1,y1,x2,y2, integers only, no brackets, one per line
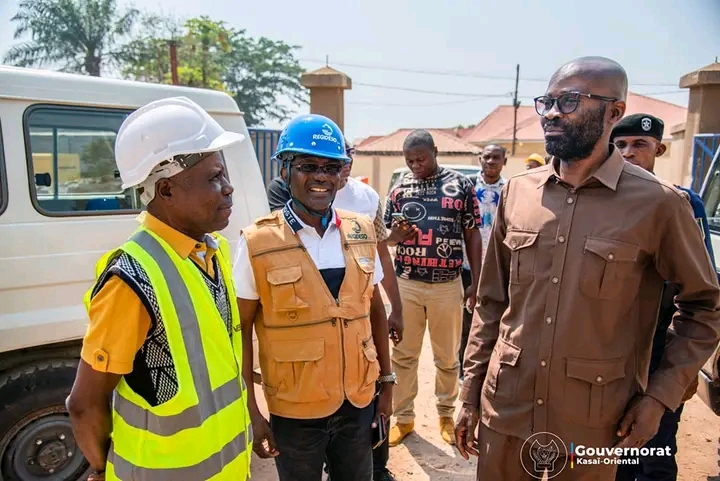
384,167,481,283
267,176,291,212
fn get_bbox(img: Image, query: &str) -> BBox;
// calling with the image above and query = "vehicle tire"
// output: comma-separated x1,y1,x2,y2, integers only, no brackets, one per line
0,359,92,481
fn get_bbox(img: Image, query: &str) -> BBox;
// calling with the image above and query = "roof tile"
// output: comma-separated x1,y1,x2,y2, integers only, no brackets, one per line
357,128,478,154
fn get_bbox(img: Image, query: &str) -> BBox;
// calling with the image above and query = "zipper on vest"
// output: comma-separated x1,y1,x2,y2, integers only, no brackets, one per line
251,244,305,258
264,318,337,329
343,241,375,250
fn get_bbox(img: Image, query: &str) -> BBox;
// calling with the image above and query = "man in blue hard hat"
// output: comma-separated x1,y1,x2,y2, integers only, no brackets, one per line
266,138,403,481
233,114,395,481
612,113,716,481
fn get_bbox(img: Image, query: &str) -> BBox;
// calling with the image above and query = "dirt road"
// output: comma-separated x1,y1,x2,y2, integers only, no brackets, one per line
248,327,720,480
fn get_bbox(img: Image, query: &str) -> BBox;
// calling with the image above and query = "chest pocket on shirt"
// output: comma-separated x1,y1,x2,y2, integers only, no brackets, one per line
266,265,310,324
579,237,640,300
503,230,539,285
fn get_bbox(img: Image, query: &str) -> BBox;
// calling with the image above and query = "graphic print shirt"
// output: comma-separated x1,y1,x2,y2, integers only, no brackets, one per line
384,167,481,283
475,174,506,259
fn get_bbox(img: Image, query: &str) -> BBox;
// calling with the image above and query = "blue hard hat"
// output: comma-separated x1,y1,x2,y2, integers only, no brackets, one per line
272,114,351,163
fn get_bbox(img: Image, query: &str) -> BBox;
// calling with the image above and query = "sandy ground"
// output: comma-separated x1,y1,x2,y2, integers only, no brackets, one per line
248,310,720,480
248,332,720,480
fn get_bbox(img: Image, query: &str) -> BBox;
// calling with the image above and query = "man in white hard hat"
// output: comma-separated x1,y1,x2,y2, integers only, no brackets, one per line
66,96,253,481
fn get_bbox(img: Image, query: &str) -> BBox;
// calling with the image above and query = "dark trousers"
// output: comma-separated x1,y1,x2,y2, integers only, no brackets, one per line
271,400,374,481
325,387,390,478
458,268,473,379
614,403,684,481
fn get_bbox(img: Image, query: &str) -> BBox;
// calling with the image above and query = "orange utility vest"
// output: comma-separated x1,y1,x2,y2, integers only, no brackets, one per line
243,207,381,419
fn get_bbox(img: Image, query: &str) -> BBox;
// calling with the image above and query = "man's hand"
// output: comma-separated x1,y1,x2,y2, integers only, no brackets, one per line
613,395,667,449
455,403,480,460
373,384,393,428
388,221,419,245
464,284,477,313
388,309,404,345
250,411,279,458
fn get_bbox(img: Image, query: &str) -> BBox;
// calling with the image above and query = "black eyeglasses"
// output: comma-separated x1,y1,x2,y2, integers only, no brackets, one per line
291,163,343,175
533,92,618,116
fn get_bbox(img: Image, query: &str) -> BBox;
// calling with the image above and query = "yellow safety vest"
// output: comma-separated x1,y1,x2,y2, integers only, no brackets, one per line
83,227,252,481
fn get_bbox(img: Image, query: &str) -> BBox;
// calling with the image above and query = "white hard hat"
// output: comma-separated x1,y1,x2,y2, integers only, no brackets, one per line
115,96,245,190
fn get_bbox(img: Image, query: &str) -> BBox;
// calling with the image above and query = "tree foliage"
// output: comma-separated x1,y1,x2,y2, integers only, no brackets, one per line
3,0,307,127
118,14,306,126
3,0,138,76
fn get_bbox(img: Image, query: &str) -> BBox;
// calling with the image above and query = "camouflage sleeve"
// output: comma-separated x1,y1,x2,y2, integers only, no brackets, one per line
373,200,388,242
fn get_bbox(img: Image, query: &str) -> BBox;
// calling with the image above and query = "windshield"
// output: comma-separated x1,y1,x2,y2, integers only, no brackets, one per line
702,161,720,231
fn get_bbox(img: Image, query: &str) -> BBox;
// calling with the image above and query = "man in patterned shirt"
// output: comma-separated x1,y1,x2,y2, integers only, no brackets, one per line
459,145,507,381
474,145,507,261
385,129,482,446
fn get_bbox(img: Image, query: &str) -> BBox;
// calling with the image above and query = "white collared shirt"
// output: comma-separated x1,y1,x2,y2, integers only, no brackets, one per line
232,202,384,300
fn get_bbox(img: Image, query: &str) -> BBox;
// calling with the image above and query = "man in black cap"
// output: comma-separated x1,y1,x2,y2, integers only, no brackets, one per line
612,113,716,481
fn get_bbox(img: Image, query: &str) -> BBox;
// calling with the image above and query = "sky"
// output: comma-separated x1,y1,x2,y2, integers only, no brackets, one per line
0,0,718,143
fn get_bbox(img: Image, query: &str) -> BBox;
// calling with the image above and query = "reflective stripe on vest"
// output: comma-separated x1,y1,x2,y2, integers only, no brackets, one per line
109,432,248,481
106,229,249,480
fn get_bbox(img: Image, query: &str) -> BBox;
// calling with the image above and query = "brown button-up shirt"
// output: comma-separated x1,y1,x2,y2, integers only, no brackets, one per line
459,147,720,446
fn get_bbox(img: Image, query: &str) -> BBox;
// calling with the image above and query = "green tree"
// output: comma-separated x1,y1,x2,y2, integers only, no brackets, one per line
3,0,138,76
118,14,306,126
224,34,306,127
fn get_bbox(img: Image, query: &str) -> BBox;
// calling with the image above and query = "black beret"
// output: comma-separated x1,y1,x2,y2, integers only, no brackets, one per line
611,113,664,142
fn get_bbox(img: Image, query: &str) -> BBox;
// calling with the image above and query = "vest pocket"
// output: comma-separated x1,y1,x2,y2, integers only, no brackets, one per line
354,255,375,300
359,334,381,388
269,339,330,403
265,266,310,321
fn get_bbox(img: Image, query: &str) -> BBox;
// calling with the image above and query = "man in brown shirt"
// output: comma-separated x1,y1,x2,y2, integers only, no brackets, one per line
454,56,720,480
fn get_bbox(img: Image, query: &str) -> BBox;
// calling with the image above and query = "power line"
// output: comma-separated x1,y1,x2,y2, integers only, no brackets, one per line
354,81,512,97
347,89,686,108
300,57,680,87
354,82,685,101
348,96,501,107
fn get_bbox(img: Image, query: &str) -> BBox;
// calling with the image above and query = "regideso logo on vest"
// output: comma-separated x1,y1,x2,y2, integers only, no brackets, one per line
347,219,368,240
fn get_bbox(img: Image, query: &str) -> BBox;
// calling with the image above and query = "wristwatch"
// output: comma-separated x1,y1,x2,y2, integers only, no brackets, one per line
377,372,397,385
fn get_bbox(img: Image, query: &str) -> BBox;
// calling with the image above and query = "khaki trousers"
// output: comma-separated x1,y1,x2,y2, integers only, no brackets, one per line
391,276,463,423
476,423,618,481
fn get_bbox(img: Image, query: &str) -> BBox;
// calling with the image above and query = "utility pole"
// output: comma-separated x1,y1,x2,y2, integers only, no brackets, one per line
511,63,520,156
168,40,179,86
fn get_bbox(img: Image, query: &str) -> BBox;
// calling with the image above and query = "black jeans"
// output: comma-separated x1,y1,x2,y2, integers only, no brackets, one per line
458,268,473,379
326,388,390,478
271,400,374,481
614,403,684,481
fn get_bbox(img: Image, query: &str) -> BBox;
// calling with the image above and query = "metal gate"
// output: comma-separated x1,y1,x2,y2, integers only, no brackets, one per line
248,128,282,187
692,134,720,192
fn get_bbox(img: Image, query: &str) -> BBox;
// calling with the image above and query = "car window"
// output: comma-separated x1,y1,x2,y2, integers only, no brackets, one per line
702,162,720,232
387,172,402,196
24,105,141,216
0,119,6,216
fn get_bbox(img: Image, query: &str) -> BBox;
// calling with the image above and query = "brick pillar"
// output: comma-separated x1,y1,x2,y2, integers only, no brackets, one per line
300,66,352,132
679,62,720,186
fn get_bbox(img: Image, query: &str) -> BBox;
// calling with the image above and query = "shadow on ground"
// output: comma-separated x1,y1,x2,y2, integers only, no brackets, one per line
402,433,476,481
